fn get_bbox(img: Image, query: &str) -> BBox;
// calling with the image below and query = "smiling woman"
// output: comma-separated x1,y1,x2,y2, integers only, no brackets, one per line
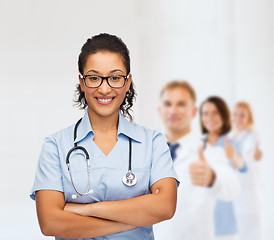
30,33,178,240
75,33,135,122
78,51,132,122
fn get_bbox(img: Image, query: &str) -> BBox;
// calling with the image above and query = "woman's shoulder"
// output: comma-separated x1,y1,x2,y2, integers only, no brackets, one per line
44,123,75,143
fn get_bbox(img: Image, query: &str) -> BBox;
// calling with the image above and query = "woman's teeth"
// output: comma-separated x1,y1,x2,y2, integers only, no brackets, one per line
98,98,112,103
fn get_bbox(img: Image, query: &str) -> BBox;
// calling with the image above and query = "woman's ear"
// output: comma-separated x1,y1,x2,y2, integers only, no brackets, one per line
125,74,132,92
79,74,85,92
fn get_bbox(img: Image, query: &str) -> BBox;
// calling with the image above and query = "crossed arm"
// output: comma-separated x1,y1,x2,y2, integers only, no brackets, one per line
36,177,177,239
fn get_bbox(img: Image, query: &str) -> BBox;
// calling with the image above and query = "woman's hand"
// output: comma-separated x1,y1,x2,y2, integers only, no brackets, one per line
224,137,236,160
224,137,245,170
254,142,263,161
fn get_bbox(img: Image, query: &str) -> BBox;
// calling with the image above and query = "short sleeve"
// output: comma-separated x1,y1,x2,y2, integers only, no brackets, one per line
149,131,179,187
30,136,64,200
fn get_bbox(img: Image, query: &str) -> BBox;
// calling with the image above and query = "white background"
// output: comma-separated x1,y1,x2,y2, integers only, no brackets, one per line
1,0,273,239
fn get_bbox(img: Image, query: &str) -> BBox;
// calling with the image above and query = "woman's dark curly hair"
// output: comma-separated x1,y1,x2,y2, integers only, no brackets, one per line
200,96,231,135
75,33,136,121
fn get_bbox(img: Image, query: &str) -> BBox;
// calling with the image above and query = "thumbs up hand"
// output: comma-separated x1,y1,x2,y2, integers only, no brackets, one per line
189,145,216,187
224,136,235,160
254,142,263,161
224,136,245,169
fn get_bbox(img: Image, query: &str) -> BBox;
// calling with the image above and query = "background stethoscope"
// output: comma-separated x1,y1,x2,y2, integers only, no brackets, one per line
66,118,137,200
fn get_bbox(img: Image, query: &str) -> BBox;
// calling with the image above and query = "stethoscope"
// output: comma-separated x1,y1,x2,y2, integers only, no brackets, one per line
66,118,137,200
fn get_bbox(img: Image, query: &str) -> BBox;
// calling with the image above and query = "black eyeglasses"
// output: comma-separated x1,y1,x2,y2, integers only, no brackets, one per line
81,74,129,88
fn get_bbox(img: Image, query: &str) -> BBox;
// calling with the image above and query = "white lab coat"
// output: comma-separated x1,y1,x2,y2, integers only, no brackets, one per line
229,130,263,240
153,133,240,240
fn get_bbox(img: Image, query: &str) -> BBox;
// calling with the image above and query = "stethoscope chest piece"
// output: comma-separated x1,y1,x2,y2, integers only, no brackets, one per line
122,137,137,187
122,171,137,187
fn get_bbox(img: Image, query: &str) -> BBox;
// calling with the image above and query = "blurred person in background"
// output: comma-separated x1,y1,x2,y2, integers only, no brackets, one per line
230,101,263,240
200,96,247,240
153,81,240,240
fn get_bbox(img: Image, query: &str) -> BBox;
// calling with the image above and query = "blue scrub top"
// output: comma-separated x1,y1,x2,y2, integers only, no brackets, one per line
30,110,178,240
213,134,247,236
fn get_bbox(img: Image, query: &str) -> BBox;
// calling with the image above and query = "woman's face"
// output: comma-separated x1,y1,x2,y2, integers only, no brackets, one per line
79,51,131,119
232,106,249,131
201,102,223,134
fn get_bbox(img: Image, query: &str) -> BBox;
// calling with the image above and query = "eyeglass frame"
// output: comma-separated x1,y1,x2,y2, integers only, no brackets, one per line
80,74,130,89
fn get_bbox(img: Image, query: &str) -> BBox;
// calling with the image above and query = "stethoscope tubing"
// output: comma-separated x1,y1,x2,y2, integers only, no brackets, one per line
66,117,137,199
67,159,91,197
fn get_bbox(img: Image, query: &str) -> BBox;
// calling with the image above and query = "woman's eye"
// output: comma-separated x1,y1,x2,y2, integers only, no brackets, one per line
89,76,100,81
111,76,121,81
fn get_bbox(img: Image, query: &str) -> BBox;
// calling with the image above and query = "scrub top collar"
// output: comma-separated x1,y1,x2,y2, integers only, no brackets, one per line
74,110,143,144
215,134,226,145
117,111,142,143
202,134,223,148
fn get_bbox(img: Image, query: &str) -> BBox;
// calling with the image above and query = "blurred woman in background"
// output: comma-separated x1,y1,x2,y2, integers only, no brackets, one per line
200,96,247,240
230,101,263,240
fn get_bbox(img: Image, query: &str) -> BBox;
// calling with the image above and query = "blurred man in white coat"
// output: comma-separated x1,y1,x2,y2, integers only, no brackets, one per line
153,81,240,240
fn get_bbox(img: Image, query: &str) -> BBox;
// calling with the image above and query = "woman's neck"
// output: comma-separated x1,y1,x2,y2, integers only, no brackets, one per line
88,108,119,133
207,131,221,145
232,127,246,138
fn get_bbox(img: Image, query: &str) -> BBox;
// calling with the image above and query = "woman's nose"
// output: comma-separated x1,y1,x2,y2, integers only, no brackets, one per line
98,79,112,95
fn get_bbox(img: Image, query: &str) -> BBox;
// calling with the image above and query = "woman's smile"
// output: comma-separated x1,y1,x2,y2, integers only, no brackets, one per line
96,96,115,105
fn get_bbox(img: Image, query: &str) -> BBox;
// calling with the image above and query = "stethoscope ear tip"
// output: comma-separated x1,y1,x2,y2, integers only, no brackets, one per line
72,194,77,199
71,189,94,200
88,189,94,194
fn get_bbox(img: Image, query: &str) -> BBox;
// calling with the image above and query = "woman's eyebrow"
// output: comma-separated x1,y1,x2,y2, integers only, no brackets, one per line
85,69,124,75
86,69,99,74
110,69,124,73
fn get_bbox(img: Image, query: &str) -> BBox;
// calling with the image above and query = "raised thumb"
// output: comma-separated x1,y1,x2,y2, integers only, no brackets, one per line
225,136,230,147
198,145,206,162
